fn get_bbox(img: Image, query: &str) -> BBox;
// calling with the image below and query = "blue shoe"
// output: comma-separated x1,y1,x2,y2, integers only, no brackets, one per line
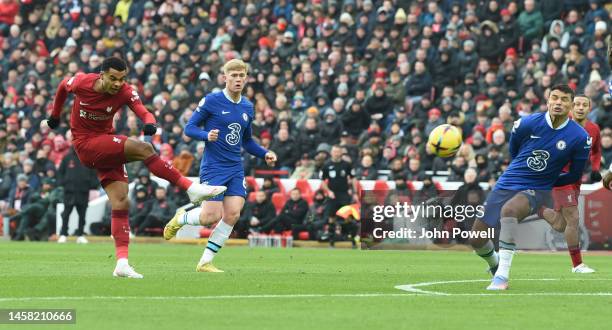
486,275,509,290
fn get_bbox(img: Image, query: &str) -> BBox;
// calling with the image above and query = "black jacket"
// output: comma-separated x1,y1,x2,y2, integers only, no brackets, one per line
58,148,98,197
279,198,309,224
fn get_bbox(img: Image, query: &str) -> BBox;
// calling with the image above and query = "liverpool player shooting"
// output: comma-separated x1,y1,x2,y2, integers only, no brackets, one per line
45,57,226,278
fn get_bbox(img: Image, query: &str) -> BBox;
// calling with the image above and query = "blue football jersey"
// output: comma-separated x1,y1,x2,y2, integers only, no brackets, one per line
185,89,267,173
495,112,591,190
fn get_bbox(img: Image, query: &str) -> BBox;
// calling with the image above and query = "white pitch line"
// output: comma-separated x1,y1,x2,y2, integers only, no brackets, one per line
2,279,612,302
395,278,612,296
0,293,415,302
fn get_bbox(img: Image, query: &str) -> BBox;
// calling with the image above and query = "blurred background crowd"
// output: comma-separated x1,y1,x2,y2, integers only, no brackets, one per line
0,0,611,240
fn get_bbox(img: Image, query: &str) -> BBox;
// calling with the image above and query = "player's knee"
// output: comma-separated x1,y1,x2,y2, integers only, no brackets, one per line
200,210,221,225
224,211,241,223
139,142,155,158
563,209,579,227
500,204,519,218
112,195,130,210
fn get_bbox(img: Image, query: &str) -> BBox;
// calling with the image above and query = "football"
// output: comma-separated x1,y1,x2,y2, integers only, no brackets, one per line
427,124,463,158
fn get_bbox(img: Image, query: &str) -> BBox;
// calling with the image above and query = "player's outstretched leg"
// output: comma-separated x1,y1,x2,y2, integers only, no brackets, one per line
124,139,226,204
538,206,567,232
561,207,595,274
105,181,143,279
196,197,244,272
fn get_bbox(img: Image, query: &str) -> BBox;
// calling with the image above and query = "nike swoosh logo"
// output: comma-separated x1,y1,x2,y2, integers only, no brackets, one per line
80,101,90,106
530,135,541,139
222,111,230,114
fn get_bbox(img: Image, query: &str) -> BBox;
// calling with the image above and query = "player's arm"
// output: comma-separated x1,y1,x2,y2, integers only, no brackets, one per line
184,98,213,141
508,117,529,159
554,136,590,187
124,87,157,135
243,114,277,166
590,127,602,181
47,77,72,128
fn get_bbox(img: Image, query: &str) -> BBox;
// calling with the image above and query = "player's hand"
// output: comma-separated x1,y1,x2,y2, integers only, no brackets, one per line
603,172,612,190
327,190,336,199
208,129,219,142
591,171,602,183
46,117,60,129
265,151,277,167
143,123,157,136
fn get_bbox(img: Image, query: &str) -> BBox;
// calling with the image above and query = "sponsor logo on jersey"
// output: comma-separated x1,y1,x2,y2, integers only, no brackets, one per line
79,109,113,121
526,150,550,171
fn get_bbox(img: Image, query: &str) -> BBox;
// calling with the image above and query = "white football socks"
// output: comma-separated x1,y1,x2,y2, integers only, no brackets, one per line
200,219,233,265
178,207,202,226
497,217,518,279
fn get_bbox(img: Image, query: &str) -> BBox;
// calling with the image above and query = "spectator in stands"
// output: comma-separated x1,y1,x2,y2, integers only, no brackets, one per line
261,188,308,234
246,190,276,233
7,174,33,214
518,0,544,46
425,108,444,137
354,154,378,181
10,178,61,241
406,158,424,181
271,128,299,174
129,185,152,236
499,9,520,51
133,169,158,200
292,189,328,241
296,118,321,159
136,187,176,236
57,147,98,243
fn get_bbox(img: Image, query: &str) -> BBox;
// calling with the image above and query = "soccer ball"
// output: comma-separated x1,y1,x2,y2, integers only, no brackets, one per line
427,124,462,158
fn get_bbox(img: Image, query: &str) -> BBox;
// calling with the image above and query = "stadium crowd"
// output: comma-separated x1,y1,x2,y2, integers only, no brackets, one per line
0,0,611,240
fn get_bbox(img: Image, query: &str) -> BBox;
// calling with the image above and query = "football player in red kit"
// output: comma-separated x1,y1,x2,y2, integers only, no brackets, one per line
45,57,226,278
539,95,600,273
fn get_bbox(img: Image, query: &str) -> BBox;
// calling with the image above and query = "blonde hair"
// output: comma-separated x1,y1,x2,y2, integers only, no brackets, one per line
223,59,249,75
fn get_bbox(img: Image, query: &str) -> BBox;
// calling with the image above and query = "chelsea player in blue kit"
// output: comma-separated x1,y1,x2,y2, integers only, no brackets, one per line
468,85,591,290
163,60,277,272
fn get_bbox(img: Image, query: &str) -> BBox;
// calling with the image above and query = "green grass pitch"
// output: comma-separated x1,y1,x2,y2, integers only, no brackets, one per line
1,242,610,330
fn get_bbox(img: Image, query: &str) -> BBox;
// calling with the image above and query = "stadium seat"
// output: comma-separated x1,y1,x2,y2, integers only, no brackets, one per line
295,179,314,205
373,180,389,204
200,228,213,238
298,231,310,240
245,176,259,192
271,192,286,214
247,192,256,202
273,178,287,195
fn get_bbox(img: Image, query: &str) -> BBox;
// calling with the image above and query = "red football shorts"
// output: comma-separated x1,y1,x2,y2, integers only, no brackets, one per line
73,134,129,187
552,183,581,211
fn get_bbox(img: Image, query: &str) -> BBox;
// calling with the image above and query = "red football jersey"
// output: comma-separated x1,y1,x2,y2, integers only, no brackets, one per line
583,120,601,172
51,73,155,140
557,119,602,189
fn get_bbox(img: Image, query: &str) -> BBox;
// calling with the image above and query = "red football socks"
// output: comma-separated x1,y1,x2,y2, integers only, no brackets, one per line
568,246,582,267
111,210,130,259
143,154,192,190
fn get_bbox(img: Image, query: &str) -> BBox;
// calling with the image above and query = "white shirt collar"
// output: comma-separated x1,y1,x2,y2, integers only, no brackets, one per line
545,112,569,130
223,88,241,104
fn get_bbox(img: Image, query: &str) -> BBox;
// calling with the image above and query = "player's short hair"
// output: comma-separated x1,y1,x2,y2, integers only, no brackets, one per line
101,57,127,72
550,84,575,100
223,59,249,75
574,94,591,106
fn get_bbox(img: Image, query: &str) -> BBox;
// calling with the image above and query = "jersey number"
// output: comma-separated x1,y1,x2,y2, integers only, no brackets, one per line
526,150,550,172
226,123,241,145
